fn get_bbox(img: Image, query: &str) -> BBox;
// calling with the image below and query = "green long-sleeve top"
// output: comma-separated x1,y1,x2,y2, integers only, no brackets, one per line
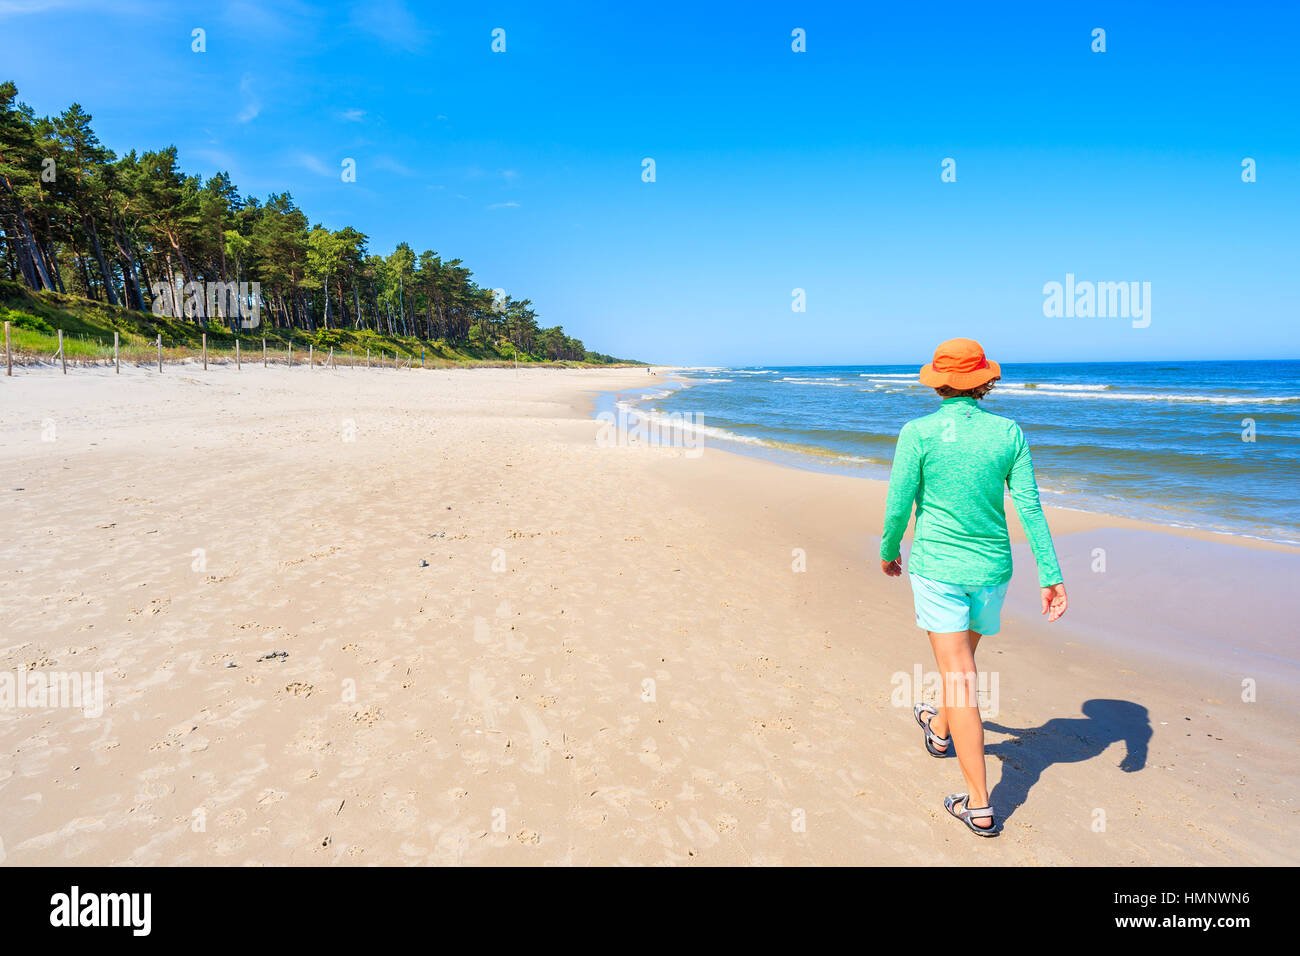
880,397,1063,588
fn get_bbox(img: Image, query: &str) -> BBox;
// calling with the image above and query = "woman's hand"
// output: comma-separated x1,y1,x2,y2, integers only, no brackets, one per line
881,558,903,577
1041,582,1068,622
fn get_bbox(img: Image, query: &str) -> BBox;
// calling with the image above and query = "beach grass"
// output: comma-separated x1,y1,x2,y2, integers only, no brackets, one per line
0,281,642,369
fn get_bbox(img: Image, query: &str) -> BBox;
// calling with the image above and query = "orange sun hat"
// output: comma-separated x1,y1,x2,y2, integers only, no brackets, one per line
918,338,1001,390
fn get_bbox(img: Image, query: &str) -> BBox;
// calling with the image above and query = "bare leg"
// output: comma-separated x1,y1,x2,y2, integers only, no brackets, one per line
928,630,980,740
927,629,991,827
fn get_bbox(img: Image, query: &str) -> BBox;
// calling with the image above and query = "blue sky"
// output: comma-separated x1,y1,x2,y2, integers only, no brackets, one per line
2,0,1297,364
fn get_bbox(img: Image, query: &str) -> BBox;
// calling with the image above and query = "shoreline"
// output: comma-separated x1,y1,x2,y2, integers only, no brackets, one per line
601,374,1300,554
1,364,1295,865
592,374,1300,703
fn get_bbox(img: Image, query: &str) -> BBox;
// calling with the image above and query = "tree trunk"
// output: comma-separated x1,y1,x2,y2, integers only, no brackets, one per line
77,251,94,298
87,216,119,306
164,229,202,325
44,240,65,293
0,178,55,290
110,222,144,310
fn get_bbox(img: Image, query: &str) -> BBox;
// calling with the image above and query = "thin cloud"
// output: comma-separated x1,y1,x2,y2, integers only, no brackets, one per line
373,155,416,177
191,148,240,172
221,0,321,37
0,0,150,17
293,153,332,177
0,0,68,13
236,74,261,123
488,202,520,209
339,108,366,122
466,167,518,183
348,0,433,52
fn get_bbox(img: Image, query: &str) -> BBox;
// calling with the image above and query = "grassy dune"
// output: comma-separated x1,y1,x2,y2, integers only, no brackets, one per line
0,281,640,369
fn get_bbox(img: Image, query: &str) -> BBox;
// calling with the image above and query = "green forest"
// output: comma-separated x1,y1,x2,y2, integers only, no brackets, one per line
0,80,634,365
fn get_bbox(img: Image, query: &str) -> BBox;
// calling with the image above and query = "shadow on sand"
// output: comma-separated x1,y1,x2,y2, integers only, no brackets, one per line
983,699,1151,823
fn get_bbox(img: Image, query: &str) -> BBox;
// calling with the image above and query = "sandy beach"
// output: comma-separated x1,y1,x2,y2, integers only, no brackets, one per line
0,363,1295,866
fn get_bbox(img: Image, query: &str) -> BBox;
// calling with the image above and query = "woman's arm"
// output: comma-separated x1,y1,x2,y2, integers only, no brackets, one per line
1007,425,1068,620
880,422,922,569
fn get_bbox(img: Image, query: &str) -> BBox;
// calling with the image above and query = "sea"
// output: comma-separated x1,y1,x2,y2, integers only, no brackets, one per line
611,360,1300,545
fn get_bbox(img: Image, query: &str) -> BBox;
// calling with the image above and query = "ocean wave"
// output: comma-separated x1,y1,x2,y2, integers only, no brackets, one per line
1032,443,1276,477
995,388,1300,405
1002,382,1112,391
728,369,777,375
782,377,855,386
859,373,916,379
612,402,883,464
615,401,779,447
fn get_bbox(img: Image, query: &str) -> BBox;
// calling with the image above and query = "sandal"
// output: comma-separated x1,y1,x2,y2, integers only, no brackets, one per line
944,793,999,837
913,702,950,757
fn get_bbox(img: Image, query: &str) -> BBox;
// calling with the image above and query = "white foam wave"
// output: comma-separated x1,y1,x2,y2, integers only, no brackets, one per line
782,377,854,386
615,401,769,446
612,402,877,464
1002,382,1110,391
995,388,1298,405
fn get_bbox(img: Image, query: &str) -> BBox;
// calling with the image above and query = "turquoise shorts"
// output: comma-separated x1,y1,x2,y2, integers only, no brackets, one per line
909,573,1009,635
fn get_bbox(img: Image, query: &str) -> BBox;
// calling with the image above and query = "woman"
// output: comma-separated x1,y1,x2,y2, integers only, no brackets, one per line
879,338,1068,837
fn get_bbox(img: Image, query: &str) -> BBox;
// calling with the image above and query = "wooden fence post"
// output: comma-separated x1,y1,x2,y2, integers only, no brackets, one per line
262,337,267,367
236,339,241,369
59,330,66,374
157,334,162,372
366,348,370,368
309,343,314,369
4,320,9,376
288,342,292,367
202,332,207,369
114,331,119,374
